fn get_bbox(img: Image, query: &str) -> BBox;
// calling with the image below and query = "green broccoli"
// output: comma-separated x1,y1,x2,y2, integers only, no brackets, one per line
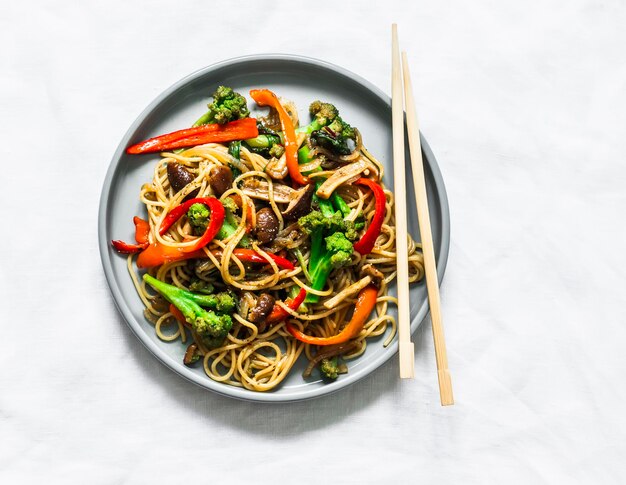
243,133,283,157
310,116,356,156
193,86,250,126
186,202,250,248
188,277,214,295
323,232,354,266
298,101,339,134
331,191,352,218
297,100,357,163
227,141,243,178
187,203,211,236
269,143,285,158
143,274,234,348
319,357,340,380
298,209,355,303
221,196,238,212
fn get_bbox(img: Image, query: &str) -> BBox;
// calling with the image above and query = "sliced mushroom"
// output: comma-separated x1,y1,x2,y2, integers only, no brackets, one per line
241,179,295,204
360,263,385,288
167,162,199,199
248,293,276,325
209,165,233,196
255,208,280,244
302,341,359,378
269,222,304,252
183,343,202,366
264,154,288,180
323,276,372,309
282,183,315,221
316,160,368,199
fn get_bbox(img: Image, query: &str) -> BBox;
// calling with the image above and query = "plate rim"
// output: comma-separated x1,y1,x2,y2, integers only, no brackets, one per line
98,53,450,403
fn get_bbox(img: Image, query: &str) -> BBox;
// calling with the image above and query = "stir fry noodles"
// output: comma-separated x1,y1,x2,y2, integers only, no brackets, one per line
112,86,424,391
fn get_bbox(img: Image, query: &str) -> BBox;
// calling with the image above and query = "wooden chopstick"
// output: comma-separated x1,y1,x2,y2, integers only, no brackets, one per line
400,50,454,405
391,24,415,379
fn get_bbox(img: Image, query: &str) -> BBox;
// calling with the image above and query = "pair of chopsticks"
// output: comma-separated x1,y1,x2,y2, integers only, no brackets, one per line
392,24,454,406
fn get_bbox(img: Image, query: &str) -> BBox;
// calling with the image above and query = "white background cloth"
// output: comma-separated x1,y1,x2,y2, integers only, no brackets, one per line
1,1,625,483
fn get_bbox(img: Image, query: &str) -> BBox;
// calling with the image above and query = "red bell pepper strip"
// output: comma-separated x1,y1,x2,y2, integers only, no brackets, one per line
158,197,225,253
286,285,378,346
111,216,151,254
352,178,386,255
212,248,295,271
111,239,147,254
134,216,150,244
265,288,307,324
135,198,224,267
126,118,259,154
249,89,307,186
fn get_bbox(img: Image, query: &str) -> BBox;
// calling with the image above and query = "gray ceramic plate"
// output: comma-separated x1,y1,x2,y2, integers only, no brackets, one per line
98,54,450,402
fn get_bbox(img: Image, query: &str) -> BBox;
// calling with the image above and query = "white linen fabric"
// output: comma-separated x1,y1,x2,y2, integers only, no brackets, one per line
1,0,625,483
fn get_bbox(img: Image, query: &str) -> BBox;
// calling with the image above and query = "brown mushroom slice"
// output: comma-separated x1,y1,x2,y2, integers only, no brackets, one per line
268,222,304,252
282,183,315,221
255,208,280,244
248,293,276,325
315,160,368,199
209,165,233,197
360,263,385,287
167,162,199,199
183,343,202,366
241,179,295,204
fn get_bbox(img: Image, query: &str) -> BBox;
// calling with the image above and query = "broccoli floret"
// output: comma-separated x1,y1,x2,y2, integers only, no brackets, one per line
187,202,250,247
269,144,285,158
193,313,233,348
297,100,356,163
221,196,239,213
295,101,339,137
311,115,356,155
319,357,340,380
211,291,237,313
309,101,339,128
243,134,282,157
193,86,250,126
327,212,358,241
298,210,330,235
188,278,214,295
187,203,210,236
143,274,234,348
298,210,355,303
299,210,357,242
324,233,354,267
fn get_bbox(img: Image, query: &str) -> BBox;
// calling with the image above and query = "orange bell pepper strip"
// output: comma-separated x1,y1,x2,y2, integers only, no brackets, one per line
249,89,307,186
126,118,259,154
136,242,205,268
286,285,378,346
